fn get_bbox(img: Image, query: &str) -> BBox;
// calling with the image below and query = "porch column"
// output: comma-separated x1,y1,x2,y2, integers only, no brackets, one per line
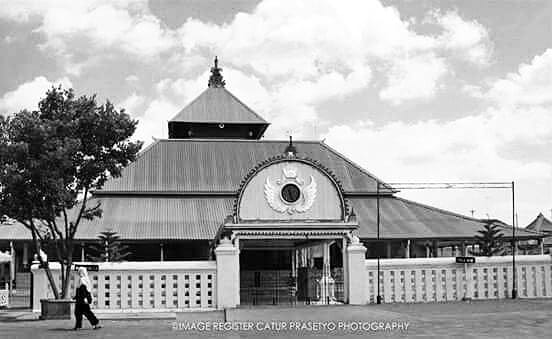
22,243,29,269
432,240,439,258
386,242,392,258
291,249,296,277
321,241,331,303
539,239,544,255
342,237,348,302
81,243,85,262
346,237,367,305
405,240,411,258
425,244,430,258
215,237,240,309
160,243,164,261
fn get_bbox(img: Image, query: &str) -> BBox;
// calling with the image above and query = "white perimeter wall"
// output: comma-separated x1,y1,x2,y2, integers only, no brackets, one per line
32,261,216,312
365,255,552,303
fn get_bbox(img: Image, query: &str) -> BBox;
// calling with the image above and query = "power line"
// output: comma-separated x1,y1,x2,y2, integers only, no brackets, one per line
374,180,517,301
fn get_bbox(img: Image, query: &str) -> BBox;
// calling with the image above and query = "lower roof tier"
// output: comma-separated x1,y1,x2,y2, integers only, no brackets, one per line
0,196,541,241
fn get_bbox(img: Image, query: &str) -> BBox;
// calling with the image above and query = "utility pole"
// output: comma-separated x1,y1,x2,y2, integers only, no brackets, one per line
376,181,382,304
511,181,517,299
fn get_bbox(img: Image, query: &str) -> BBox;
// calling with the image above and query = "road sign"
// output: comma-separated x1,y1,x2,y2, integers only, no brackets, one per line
74,264,99,271
456,256,476,264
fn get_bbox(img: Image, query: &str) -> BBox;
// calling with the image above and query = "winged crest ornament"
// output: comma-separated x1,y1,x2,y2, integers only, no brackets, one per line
264,165,317,214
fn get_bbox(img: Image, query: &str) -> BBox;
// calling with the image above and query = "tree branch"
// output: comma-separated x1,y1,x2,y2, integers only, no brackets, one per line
71,187,89,239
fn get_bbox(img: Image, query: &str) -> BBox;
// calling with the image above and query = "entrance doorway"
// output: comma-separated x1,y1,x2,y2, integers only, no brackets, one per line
239,239,344,306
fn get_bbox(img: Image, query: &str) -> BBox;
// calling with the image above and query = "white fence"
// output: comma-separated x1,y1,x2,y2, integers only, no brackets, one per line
366,255,552,303
32,261,216,312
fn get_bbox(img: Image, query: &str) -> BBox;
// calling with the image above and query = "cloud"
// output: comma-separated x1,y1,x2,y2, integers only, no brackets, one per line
379,54,447,105
125,75,139,83
0,0,176,71
323,104,552,224
429,10,492,66
174,0,492,117
486,48,552,106
178,0,437,77
118,92,145,116
36,1,176,58
0,0,495,141
0,76,73,115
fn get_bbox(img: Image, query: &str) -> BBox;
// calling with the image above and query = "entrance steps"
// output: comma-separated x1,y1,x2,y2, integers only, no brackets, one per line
226,305,392,322
175,305,375,323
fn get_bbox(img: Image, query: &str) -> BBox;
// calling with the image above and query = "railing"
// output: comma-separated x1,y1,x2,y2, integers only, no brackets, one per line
31,261,216,312
366,255,552,303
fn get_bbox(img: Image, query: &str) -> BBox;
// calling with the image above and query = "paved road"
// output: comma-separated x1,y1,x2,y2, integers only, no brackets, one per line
1,299,551,338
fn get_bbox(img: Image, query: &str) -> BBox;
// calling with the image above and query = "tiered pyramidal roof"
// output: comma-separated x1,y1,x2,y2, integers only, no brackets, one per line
168,57,269,139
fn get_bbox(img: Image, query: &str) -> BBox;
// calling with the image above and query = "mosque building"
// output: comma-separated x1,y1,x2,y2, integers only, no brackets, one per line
0,58,541,305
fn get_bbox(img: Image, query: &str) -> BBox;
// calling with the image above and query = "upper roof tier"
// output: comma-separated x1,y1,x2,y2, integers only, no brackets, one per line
168,57,269,139
97,139,389,194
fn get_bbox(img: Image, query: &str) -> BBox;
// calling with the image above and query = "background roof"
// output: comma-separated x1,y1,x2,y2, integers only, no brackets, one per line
526,213,552,233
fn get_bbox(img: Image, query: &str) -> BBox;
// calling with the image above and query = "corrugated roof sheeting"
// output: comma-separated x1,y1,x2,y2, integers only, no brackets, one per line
74,196,232,240
350,197,540,239
101,140,378,193
169,87,268,124
0,223,31,240
526,213,552,232
1,196,540,241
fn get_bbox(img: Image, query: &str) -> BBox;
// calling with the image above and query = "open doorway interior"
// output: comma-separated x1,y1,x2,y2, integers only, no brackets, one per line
239,239,344,306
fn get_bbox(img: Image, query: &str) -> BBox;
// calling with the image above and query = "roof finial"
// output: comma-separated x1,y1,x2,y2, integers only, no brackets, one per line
284,135,297,157
208,56,226,88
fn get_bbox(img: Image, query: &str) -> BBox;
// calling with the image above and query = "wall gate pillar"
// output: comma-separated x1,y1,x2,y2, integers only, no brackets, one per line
30,261,48,312
346,237,367,305
215,237,240,309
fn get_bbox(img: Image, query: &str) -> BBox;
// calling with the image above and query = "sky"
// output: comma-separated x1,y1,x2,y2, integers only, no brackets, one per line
0,0,551,227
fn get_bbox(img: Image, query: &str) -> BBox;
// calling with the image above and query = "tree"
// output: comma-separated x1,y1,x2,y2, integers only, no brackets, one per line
0,87,142,299
86,230,131,262
470,221,505,256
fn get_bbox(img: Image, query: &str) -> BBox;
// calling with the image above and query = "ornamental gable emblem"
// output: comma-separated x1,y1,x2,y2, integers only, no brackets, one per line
264,165,317,214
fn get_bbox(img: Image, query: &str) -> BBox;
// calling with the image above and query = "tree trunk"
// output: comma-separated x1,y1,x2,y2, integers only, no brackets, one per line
27,223,60,299
61,246,74,299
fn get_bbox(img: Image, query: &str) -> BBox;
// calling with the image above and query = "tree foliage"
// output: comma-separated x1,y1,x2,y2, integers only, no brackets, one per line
0,86,142,298
87,230,131,262
471,221,505,257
